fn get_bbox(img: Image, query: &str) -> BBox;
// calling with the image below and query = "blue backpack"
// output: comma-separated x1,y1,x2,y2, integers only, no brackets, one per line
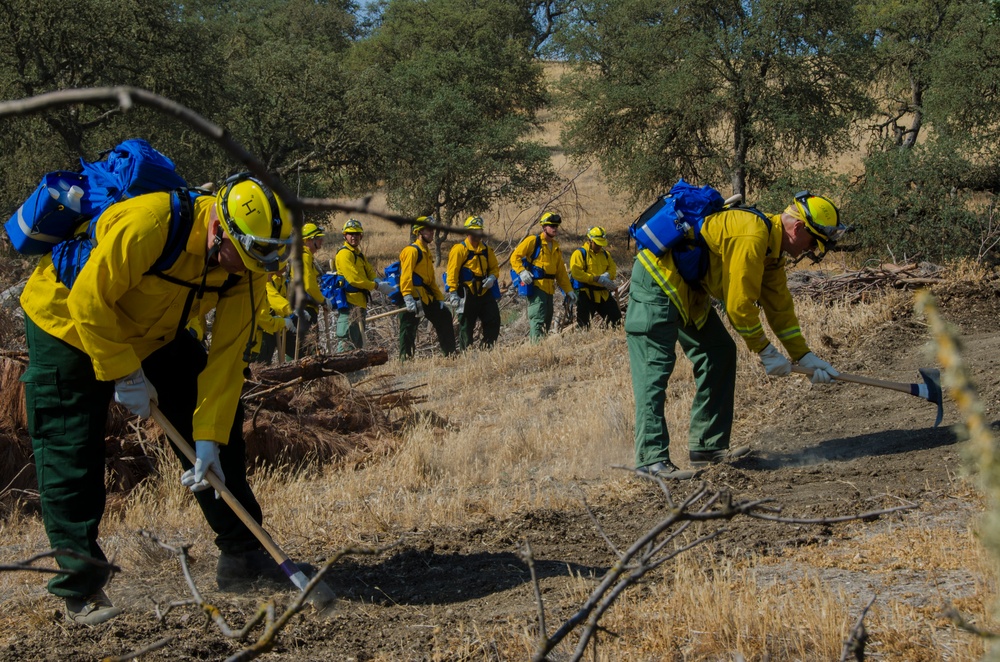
383,244,424,306
629,179,771,285
508,233,544,297
4,138,195,289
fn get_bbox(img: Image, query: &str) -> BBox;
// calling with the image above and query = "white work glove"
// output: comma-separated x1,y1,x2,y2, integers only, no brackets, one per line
597,273,615,289
447,292,461,308
303,309,314,324
376,280,394,296
325,297,336,309
180,440,225,496
482,274,497,290
284,316,296,332
519,270,533,286
797,352,840,384
758,343,792,377
403,294,423,317
566,290,578,305
113,368,158,420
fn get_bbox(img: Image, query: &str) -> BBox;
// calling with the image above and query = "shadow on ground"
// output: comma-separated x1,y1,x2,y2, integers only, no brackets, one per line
742,425,961,470
320,548,606,606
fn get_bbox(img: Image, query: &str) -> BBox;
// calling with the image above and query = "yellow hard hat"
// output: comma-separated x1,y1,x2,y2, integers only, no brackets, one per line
539,211,562,226
302,222,325,240
587,226,608,246
464,215,484,230
343,218,364,234
216,173,292,273
790,191,847,259
412,215,434,235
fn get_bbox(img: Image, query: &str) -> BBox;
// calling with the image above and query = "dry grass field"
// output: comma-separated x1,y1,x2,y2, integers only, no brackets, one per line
0,69,997,660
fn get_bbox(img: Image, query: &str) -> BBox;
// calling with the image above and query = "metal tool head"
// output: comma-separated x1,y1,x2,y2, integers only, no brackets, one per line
918,368,944,427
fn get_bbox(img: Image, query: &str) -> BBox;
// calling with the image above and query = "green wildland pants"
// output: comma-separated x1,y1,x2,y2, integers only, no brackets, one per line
526,289,554,342
398,300,456,359
23,316,266,600
336,305,367,352
624,261,736,469
458,290,501,350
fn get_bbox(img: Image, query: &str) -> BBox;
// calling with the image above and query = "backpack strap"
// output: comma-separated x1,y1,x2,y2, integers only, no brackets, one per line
572,246,599,292
738,206,774,256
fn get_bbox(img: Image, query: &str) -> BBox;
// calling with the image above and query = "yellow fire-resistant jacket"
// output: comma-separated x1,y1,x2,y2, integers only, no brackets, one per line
399,237,443,305
446,238,499,297
636,207,809,359
335,242,376,309
509,232,572,296
257,272,291,335
569,242,618,303
294,246,325,308
20,193,268,444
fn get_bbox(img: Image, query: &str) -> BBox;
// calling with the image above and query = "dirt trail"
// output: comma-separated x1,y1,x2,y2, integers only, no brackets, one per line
0,282,996,661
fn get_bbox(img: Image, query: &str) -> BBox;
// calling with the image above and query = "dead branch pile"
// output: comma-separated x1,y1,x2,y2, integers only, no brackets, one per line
0,351,423,507
787,261,945,303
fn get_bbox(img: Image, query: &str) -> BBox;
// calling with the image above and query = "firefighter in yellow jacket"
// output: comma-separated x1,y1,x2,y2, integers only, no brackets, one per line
19,174,308,624
334,219,392,351
510,211,576,342
446,215,501,349
252,267,292,363
569,226,622,329
284,222,326,358
398,216,456,358
627,192,844,480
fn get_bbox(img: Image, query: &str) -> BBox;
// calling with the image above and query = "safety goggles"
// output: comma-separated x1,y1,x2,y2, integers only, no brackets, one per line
232,231,291,272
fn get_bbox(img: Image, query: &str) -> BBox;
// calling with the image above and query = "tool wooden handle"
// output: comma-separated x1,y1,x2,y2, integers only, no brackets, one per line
150,405,291,567
791,365,911,394
366,307,407,322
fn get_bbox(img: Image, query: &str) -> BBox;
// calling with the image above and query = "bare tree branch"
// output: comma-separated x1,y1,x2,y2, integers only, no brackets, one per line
839,595,876,662
531,476,917,662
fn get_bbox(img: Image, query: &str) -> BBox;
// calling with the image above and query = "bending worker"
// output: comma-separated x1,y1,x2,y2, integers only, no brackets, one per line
627,191,844,480
285,221,326,358
398,216,456,358
20,173,303,625
333,218,392,351
569,226,622,329
510,211,576,342
253,265,292,364
445,215,501,350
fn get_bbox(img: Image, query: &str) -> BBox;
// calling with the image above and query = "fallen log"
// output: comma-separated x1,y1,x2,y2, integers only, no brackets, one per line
251,348,388,384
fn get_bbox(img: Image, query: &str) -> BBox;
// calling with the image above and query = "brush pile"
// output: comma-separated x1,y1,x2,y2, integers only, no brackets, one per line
0,349,423,508
787,261,945,303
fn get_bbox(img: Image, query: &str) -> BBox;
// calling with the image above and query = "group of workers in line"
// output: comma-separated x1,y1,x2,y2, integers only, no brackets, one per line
18,166,844,626
258,211,626,361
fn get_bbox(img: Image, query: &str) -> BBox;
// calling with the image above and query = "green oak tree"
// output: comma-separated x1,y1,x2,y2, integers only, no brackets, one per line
346,0,556,257
553,0,873,200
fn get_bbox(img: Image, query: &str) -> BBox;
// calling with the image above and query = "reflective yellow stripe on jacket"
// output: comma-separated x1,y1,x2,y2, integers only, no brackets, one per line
569,244,617,303
335,243,377,308
446,238,499,296
509,233,571,296
20,193,266,445
637,208,809,358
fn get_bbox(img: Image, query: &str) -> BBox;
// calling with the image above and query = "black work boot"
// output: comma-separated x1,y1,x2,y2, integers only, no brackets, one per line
689,445,751,468
217,548,315,591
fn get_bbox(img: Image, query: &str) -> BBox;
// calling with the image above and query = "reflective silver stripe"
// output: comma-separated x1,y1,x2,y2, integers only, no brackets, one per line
639,224,668,253
17,207,63,245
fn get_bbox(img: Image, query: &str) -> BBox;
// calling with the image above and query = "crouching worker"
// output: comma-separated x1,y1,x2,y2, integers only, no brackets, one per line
446,215,501,350
398,216,456,358
569,226,622,329
627,191,844,480
20,173,306,625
